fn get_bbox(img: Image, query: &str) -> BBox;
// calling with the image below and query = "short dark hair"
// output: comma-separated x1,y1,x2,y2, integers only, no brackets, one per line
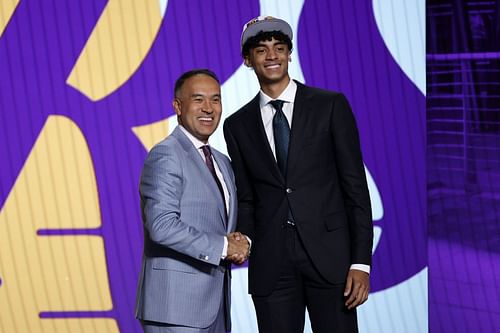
174,69,220,97
241,30,293,58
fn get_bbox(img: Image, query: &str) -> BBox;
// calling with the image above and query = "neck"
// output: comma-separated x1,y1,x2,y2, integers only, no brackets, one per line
259,76,290,99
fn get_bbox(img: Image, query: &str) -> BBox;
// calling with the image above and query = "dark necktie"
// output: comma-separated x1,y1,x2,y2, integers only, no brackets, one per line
270,100,295,224
270,100,290,176
201,145,227,215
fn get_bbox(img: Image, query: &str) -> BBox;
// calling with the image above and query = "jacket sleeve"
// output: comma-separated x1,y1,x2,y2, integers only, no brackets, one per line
139,143,225,266
223,120,256,240
331,94,373,265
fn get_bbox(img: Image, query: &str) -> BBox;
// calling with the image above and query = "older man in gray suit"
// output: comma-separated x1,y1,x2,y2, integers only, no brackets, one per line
135,69,250,333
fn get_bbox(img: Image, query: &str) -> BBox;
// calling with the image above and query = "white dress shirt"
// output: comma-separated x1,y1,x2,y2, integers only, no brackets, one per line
258,80,370,274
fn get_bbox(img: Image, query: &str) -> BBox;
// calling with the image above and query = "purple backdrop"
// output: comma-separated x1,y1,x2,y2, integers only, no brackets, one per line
0,1,429,332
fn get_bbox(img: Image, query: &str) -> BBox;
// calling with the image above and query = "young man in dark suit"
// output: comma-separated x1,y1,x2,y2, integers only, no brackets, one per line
224,17,373,333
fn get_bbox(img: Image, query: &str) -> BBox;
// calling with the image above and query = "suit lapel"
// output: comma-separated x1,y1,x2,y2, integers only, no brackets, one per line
212,150,236,231
287,82,313,178
173,127,227,224
246,83,315,183
245,94,285,183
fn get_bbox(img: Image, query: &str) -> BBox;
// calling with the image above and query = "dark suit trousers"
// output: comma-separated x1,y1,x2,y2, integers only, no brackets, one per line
252,226,358,333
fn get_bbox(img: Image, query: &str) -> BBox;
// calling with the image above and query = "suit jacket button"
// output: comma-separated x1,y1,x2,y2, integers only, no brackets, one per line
286,188,292,194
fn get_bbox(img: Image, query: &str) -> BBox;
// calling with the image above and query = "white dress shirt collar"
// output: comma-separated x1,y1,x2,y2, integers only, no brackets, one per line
259,79,297,108
179,125,209,150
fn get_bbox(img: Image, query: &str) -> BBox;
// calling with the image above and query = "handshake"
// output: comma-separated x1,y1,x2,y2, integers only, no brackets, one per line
226,231,250,265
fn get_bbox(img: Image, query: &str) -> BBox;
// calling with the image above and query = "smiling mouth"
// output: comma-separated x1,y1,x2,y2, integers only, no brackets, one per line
265,63,280,69
198,117,214,124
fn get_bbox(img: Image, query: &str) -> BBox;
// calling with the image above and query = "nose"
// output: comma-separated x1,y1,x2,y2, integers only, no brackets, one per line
201,99,213,113
266,48,277,60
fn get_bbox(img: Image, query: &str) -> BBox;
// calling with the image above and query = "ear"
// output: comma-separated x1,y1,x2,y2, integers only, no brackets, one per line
172,98,182,116
244,57,252,68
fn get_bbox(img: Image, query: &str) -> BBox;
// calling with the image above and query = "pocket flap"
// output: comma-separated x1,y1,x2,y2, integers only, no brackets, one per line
150,257,198,274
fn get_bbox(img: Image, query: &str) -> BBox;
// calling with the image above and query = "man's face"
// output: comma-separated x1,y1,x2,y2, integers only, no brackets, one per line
173,74,222,143
245,37,291,85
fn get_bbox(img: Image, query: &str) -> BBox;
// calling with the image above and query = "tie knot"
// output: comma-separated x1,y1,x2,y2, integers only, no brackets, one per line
269,100,285,111
201,145,212,158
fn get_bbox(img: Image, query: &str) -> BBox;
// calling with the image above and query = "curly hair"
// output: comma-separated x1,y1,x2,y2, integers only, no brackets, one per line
242,30,293,58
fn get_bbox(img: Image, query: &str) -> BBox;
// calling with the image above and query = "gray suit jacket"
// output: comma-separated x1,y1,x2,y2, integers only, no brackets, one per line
135,126,237,328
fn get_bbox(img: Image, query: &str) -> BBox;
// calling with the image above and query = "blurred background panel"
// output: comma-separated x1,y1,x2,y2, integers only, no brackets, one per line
427,1,500,332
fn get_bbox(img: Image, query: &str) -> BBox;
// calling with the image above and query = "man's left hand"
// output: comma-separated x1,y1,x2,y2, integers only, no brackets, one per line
344,269,370,310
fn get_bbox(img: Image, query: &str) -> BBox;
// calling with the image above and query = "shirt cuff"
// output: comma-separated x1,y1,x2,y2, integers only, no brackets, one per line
221,236,228,259
245,236,252,256
350,264,370,274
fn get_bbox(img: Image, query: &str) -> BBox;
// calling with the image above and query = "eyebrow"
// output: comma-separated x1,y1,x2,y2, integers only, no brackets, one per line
256,41,286,47
189,93,221,98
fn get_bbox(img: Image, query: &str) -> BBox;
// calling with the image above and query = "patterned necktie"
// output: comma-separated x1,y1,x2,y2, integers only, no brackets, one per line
201,145,227,215
270,100,289,176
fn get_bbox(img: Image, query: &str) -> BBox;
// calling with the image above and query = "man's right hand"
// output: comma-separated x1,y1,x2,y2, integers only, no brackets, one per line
226,232,249,265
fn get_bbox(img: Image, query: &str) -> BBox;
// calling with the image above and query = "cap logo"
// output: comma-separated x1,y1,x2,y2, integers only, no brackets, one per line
246,16,274,28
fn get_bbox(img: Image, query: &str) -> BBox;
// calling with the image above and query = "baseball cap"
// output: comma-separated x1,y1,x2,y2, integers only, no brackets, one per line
240,16,293,48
